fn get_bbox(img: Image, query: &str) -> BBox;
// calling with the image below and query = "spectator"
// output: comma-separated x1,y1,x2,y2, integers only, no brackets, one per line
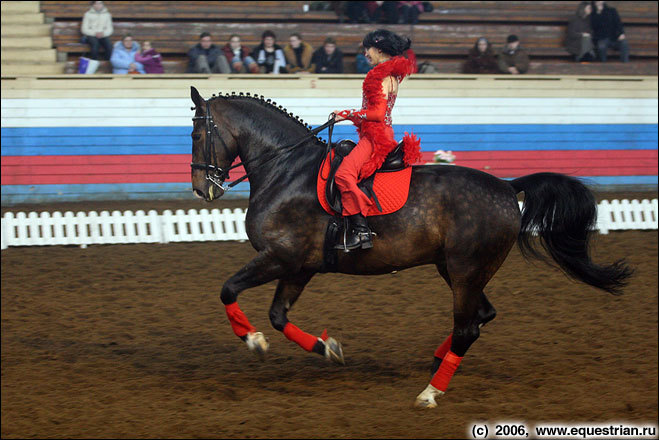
398,1,424,24
134,41,164,74
497,34,530,74
345,1,372,23
187,32,231,74
284,33,315,74
312,37,344,73
463,37,499,73
222,35,259,73
591,1,629,63
81,1,113,61
566,2,596,62
251,30,287,74
355,43,373,73
379,1,401,24
110,34,145,74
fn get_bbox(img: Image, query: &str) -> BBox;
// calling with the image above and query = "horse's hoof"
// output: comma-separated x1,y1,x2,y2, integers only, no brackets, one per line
324,337,345,365
414,384,444,409
246,331,269,360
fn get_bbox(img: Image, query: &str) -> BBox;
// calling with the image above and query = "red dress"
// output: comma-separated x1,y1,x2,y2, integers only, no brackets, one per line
335,55,421,216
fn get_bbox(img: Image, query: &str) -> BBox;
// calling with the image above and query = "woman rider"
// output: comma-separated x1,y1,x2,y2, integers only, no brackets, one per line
333,29,421,251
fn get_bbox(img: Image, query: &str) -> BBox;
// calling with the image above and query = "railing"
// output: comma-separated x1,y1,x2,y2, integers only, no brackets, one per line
1,200,657,250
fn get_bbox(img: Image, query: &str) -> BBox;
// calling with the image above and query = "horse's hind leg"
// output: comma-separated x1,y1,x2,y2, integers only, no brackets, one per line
430,291,496,375
221,252,288,358
416,266,499,408
268,272,345,365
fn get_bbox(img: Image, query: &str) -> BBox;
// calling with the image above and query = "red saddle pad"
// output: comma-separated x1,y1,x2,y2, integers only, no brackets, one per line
317,153,413,217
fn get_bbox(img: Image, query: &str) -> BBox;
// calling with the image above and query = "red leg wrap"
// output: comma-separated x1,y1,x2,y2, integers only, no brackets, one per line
283,323,319,352
430,351,463,392
225,302,256,337
434,334,453,359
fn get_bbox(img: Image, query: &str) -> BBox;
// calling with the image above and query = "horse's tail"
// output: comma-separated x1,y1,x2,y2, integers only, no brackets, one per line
510,172,633,295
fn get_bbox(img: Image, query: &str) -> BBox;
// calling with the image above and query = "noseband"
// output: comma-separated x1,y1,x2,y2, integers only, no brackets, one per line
191,98,337,193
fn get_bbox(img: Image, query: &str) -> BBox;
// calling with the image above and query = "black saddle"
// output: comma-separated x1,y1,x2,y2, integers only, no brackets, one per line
324,139,406,214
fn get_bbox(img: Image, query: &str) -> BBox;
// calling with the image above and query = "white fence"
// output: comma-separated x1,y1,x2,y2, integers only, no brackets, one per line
1,208,248,250
1,200,657,250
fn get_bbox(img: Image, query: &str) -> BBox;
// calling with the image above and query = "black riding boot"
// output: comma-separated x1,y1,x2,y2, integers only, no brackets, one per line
336,214,373,251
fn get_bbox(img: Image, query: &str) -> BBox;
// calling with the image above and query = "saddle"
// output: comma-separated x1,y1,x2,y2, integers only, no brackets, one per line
319,139,411,216
317,139,414,272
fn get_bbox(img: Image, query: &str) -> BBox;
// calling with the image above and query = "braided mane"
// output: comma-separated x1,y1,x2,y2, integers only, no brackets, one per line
206,91,327,146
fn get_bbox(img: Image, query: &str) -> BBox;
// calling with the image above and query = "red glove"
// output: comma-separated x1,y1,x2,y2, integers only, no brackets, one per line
337,97,387,123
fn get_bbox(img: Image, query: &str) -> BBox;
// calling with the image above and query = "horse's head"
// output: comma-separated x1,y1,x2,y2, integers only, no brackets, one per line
190,86,238,202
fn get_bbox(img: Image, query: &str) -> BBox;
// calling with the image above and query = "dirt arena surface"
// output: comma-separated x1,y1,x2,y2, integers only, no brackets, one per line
2,193,658,439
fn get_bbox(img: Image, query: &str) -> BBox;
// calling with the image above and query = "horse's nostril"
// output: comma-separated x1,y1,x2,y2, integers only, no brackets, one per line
193,189,204,199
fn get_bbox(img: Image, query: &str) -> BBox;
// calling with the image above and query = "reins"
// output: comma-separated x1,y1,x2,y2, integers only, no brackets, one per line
191,98,336,192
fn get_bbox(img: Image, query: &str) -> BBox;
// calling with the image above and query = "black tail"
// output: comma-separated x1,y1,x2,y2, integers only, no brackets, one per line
511,173,633,295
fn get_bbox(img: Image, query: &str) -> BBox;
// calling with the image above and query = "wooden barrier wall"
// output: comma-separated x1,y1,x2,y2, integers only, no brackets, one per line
1,74,657,204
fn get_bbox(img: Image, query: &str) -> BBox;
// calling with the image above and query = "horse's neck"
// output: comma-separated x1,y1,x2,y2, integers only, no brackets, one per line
226,102,324,198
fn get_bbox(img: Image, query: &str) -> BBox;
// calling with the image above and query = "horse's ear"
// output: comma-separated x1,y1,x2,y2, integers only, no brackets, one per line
190,86,204,107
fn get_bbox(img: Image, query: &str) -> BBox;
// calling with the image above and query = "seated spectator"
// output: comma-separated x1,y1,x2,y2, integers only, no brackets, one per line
187,32,231,74
398,1,424,24
81,1,113,61
497,35,530,74
591,1,629,63
379,1,402,24
110,34,145,74
134,41,164,74
312,37,344,74
355,44,373,74
345,1,372,23
463,37,499,73
284,33,315,74
566,2,596,62
222,35,259,73
251,30,287,74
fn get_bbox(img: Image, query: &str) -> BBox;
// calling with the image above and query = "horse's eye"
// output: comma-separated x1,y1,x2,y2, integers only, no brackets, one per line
192,134,201,141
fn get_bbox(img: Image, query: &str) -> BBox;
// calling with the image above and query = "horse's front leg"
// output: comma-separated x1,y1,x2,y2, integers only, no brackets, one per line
221,252,287,359
268,272,345,365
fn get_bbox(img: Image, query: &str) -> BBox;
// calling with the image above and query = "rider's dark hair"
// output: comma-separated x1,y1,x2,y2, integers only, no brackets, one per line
362,29,411,57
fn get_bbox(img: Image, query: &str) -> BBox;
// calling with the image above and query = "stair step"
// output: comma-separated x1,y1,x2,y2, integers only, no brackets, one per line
1,63,66,76
2,48,57,63
1,36,52,49
1,12,44,24
0,1,40,14
1,24,51,37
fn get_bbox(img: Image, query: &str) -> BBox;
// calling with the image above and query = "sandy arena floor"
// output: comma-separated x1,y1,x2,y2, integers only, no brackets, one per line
2,194,657,439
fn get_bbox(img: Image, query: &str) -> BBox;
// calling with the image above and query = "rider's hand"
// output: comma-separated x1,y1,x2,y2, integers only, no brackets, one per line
333,110,348,122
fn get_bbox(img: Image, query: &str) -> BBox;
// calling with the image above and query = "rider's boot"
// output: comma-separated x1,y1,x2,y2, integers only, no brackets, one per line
336,214,373,251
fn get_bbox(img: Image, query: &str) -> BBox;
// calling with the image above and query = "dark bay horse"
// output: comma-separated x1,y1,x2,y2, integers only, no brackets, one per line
189,87,632,407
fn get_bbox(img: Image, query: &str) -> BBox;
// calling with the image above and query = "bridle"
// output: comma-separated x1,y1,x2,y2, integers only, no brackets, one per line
190,100,232,191
190,98,336,192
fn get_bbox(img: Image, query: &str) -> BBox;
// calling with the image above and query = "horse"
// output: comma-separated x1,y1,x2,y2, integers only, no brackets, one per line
188,86,632,408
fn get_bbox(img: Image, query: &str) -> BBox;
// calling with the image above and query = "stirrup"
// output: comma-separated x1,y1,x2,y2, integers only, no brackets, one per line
334,228,373,252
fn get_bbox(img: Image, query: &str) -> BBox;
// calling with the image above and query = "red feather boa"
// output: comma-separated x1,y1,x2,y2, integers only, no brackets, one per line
354,56,421,179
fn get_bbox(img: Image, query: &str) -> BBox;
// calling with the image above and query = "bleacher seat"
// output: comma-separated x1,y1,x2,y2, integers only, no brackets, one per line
39,1,658,75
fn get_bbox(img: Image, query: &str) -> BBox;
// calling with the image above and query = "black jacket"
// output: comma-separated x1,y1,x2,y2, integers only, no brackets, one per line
187,43,223,73
311,47,344,73
591,5,625,42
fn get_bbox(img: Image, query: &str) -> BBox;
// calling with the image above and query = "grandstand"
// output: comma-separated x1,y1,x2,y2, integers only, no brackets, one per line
1,1,657,205
35,1,658,75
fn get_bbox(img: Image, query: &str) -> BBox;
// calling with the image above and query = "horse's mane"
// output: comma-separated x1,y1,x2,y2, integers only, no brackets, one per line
208,92,327,148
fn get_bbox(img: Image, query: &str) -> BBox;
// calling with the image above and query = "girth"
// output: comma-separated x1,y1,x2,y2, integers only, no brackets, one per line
324,139,406,214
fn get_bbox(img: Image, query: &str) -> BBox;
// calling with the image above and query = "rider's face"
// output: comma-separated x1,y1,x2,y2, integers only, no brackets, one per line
365,47,383,65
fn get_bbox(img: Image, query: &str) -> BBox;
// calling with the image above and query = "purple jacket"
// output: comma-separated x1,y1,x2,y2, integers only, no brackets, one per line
134,48,164,74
